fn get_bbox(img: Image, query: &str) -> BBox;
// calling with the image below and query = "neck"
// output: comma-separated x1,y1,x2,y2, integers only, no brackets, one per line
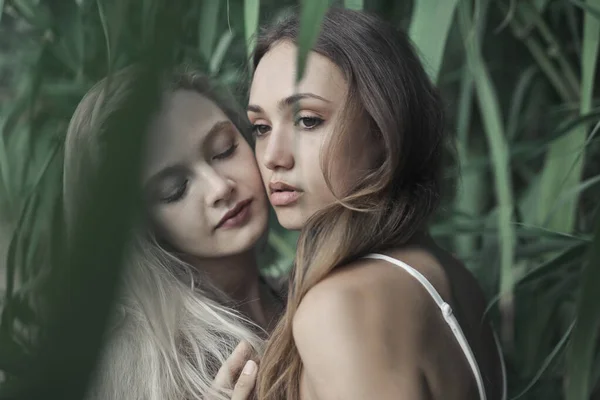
187,249,278,331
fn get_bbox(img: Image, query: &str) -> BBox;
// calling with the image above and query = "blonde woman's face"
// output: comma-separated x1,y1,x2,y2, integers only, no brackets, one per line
248,41,372,230
142,90,268,258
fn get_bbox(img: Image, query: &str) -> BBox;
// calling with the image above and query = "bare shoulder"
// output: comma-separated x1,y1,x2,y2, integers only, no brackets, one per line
291,256,443,399
294,248,452,331
292,252,450,363
292,249,483,399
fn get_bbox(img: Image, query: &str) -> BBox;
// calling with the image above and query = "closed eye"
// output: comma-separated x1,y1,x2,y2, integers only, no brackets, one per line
213,143,238,161
160,179,188,204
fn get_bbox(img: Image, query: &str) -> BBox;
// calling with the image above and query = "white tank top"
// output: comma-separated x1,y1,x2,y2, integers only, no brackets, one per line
363,253,507,400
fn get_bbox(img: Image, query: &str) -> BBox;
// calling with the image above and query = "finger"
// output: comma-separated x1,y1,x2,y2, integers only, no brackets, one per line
231,360,257,400
212,341,253,389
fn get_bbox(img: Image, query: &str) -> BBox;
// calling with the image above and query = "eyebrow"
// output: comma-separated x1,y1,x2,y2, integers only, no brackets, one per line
144,120,234,188
204,120,235,144
247,93,331,113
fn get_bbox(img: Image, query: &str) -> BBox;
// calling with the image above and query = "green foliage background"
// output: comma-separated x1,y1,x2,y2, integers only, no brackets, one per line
0,0,599,399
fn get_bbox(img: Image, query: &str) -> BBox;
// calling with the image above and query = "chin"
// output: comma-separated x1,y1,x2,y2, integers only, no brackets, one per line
274,209,305,231
231,216,268,253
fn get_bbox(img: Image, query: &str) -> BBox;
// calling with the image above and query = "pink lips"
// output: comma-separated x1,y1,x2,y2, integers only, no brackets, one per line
268,181,302,206
216,199,253,229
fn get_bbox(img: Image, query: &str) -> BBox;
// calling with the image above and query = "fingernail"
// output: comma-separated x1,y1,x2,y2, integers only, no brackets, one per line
242,360,256,375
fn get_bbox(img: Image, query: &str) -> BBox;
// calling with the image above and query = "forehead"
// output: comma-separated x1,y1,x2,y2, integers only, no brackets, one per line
249,41,347,105
143,90,228,176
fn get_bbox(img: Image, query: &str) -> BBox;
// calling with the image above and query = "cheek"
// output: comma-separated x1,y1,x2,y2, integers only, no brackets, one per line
149,202,204,249
299,136,335,200
253,143,269,182
234,144,267,186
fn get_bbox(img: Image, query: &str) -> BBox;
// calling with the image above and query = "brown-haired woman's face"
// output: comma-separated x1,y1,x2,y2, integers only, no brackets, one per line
248,41,372,230
143,90,268,258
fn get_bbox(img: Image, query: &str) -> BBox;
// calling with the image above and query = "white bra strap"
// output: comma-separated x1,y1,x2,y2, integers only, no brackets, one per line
364,253,488,400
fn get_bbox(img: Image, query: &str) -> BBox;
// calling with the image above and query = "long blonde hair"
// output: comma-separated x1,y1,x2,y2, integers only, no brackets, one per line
63,65,264,400
254,9,449,400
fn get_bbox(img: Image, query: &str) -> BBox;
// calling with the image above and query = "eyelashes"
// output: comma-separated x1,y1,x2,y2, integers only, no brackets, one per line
212,142,239,161
294,116,324,130
251,115,325,138
159,178,188,204
153,142,239,205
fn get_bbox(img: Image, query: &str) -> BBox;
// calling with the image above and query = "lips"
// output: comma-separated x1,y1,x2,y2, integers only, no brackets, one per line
269,181,303,207
216,199,253,229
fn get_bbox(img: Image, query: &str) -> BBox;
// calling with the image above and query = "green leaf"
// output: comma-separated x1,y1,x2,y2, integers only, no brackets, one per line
10,0,50,29
409,0,459,83
535,0,599,233
0,331,29,376
96,0,127,74
268,230,296,260
0,0,5,24
534,0,551,12
549,173,600,217
570,0,600,20
506,66,538,141
459,0,516,335
512,320,576,399
244,0,260,70
209,29,235,75
566,210,600,400
344,0,363,10
296,0,330,82
199,0,222,60
519,243,586,287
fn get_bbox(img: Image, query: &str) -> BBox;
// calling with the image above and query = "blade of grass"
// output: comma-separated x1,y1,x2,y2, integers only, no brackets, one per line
244,0,259,73
566,209,600,400
199,0,222,60
501,0,577,103
209,29,235,75
453,69,483,258
506,66,538,141
344,0,363,10
408,0,460,83
566,2,583,57
268,231,296,260
512,320,576,400
452,0,491,258
550,173,600,216
534,0,551,11
0,119,11,209
459,0,516,344
570,0,600,19
565,5,600,396
542,120,600,226
97,0,112,69
538,0,600,233
296,0,330,82
484,242,585,317
519,1,580,97
0,0,5,24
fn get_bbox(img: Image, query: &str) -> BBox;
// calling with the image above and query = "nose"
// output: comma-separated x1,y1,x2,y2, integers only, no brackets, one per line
203,168,235,207
261,127,295,171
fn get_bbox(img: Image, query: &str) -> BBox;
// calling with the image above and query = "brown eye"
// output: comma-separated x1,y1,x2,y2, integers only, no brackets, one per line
294,116,324,130
252,124,271,137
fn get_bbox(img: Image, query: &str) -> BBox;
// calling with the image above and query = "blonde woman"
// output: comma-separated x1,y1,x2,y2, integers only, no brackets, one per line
63,66,283,400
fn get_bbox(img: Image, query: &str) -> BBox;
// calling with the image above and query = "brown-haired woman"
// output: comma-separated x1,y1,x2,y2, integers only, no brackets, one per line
247,8,507,400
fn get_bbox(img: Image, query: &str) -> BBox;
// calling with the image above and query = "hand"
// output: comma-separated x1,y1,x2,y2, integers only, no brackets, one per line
211,341,258,400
